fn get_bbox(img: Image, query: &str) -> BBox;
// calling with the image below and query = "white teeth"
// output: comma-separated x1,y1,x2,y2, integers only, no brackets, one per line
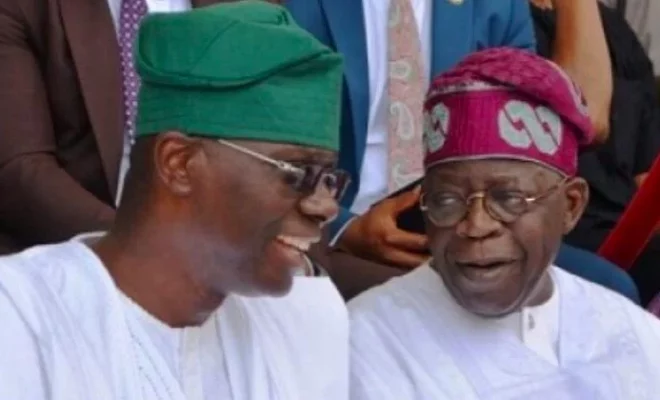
276,235,316,252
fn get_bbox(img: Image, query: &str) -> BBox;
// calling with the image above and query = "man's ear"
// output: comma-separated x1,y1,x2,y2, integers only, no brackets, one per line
562,176,589,234
153,132,198,197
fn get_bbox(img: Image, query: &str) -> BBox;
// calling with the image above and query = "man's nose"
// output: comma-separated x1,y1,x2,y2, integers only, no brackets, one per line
299,186,339,226
454,197,502,239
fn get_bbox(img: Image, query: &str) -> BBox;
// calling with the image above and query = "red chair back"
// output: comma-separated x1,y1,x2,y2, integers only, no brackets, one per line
597,154,660,269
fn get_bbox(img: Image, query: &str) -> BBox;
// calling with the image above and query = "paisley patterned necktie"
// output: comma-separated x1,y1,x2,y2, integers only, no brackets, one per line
387,0,425,191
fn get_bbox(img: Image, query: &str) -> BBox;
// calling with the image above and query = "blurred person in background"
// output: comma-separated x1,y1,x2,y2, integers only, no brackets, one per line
533,0,660,305
600,0,660,74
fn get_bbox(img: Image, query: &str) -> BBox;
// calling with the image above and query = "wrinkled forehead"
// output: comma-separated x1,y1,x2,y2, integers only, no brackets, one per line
424,159,559,189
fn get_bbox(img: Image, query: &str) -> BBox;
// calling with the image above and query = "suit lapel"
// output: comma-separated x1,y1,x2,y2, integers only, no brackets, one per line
319,0,369,172
431,0,475,76
58,0,227,198
60,0,123,198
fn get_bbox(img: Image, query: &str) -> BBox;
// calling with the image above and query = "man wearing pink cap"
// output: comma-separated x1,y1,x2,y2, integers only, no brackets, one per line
349,48,660,400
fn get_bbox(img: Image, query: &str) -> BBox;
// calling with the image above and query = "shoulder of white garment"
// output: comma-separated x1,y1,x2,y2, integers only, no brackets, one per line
0,241,100,333
566,267,660,385
552,265,660,335
0,288,47,399
0,247,67,399
349,264,439,324
348,265,464,400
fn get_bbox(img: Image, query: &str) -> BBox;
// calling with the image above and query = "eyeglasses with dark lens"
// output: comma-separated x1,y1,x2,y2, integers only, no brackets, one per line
280,163,351,200
420,178,568,228
217,140,351,201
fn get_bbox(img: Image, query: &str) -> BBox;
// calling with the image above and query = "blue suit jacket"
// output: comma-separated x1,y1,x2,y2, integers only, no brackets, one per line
284,0,536,237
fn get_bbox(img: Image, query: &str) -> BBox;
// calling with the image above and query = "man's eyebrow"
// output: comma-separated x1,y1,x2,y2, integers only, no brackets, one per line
274,150,337,165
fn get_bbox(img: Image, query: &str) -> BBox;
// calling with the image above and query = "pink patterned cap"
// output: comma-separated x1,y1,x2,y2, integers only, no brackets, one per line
423,47,595,176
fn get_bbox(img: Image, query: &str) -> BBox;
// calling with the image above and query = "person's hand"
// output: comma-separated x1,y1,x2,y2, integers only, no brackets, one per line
337,186,429,269
530,0,553,10
635,173,649,188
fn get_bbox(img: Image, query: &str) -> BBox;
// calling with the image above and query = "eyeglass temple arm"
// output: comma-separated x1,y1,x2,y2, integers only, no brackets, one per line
217,139,293,171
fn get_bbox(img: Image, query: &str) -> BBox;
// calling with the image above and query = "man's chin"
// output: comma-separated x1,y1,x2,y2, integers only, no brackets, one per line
263,281,294,297
249,260,297,298
232,239,309,298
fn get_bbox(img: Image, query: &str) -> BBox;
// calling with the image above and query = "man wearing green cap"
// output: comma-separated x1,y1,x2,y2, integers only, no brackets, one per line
0,2,350,399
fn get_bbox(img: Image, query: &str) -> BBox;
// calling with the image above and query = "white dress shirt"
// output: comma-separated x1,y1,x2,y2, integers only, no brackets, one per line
109,0,191,205
498,279,560,366
107,0,191,33
352,0,432,214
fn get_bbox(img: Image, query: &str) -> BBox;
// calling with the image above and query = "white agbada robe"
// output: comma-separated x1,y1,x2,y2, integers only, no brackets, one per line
349,263,660,400
0,239,349,400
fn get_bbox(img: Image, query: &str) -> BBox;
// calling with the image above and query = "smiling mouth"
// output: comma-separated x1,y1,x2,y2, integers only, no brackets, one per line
275,235,320,253
455,259,517,269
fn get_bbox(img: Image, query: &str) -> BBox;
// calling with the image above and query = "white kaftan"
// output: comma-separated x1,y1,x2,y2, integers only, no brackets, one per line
0,239,349,400
349,263,660,400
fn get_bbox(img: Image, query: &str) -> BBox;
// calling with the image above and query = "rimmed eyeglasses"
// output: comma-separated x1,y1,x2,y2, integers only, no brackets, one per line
420,178,568,227
217,140,351,201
